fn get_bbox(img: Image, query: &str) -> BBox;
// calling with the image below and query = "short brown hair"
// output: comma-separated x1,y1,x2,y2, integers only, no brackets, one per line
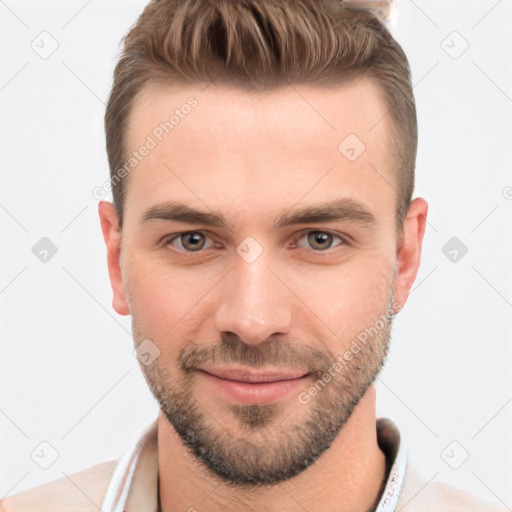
105,0,417,232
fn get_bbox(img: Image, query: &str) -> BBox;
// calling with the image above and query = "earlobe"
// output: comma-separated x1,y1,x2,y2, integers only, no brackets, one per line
98,201,131,316
393,197,428,313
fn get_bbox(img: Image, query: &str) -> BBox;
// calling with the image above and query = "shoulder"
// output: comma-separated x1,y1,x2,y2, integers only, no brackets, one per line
399,462,508,511
0,460,117,512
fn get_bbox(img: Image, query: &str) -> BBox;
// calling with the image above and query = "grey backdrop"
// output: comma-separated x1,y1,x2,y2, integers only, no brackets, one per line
1,0,511,507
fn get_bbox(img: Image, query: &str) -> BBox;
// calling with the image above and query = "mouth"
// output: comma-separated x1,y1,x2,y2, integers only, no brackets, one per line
197,365,312,404
199,365,311,382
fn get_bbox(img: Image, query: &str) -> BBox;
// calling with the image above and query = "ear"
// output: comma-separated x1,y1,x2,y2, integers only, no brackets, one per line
98,201,131,316
393,197,428,313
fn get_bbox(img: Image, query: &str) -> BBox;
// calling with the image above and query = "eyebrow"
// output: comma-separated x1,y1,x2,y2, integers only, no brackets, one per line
140,198,377,230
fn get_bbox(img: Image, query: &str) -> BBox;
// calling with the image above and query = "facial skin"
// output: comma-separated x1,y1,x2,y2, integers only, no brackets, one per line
99,78,427,512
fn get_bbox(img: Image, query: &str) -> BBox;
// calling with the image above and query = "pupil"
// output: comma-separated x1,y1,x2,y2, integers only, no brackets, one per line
183,233,204,250
310,232,331,250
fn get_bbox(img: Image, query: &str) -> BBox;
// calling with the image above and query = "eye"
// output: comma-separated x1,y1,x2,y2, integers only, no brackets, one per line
294,230,347,251
164,231,216,252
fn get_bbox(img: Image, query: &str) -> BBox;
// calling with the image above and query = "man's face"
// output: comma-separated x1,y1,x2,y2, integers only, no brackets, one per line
100,79,425,486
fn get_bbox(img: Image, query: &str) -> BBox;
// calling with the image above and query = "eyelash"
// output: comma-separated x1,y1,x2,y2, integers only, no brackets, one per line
161,230,350,254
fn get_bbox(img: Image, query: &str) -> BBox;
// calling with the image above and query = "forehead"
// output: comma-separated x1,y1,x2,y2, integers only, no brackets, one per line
122,79,395,228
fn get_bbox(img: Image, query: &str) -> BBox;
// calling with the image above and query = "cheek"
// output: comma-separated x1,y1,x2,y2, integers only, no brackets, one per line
283,257,393,342
125,255,222,342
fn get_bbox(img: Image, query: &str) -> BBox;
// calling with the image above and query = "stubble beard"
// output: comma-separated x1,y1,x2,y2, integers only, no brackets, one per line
134,282,396,487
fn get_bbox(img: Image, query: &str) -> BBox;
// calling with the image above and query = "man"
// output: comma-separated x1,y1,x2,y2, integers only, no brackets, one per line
1,0,507,511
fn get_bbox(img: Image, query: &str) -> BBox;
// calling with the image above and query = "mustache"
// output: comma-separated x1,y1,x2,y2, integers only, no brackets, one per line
179,334,334,374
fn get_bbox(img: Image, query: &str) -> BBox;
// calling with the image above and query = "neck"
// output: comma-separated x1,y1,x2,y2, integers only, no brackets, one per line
158,386,386,512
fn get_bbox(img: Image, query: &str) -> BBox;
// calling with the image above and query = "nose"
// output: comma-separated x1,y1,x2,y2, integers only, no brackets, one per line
213,251,293,346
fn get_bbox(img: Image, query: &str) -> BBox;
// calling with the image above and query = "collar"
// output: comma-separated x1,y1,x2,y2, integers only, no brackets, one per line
100,416,407,512
375,418,408,512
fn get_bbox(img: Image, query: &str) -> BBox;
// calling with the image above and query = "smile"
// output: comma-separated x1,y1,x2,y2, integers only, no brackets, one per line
198,366,311,404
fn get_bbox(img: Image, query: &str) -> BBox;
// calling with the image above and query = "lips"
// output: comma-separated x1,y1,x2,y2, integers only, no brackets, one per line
198,366,312,404
198,365,310,383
